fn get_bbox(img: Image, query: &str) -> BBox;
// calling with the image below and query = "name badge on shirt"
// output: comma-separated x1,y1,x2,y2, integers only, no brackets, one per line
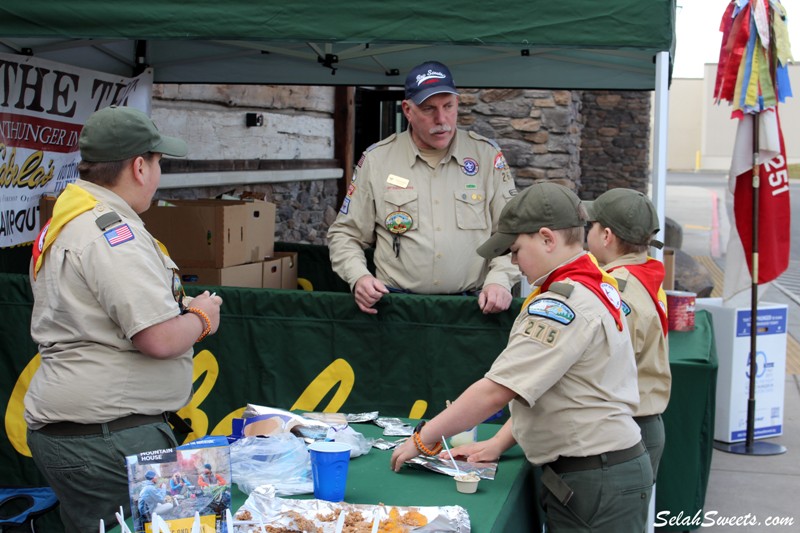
387,174,410,188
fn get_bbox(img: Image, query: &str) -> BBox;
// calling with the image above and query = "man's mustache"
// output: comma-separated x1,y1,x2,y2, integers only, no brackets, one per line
429,124,453,134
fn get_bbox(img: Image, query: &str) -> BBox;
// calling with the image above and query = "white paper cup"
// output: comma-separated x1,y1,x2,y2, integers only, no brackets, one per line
454,474,480,494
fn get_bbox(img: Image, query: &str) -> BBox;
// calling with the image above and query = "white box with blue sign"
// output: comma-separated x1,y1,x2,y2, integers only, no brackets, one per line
696,298,787,443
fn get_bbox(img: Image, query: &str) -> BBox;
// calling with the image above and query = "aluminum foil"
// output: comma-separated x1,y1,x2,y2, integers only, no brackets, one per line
345,411,379,424
407,456,497,481
232,485,470,532
374,417,415,436
371,437,405,451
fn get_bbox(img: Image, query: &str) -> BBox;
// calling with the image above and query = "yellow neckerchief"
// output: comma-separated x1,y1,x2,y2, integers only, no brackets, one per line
32,184,98,279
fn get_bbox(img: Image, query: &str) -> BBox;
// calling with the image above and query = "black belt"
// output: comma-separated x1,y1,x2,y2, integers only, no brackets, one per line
36,413,168,437
634,414,661,424
548,441,646,474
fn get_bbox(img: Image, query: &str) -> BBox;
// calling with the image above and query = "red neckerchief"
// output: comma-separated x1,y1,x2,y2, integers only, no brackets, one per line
526,254,624,331
607,259,668,336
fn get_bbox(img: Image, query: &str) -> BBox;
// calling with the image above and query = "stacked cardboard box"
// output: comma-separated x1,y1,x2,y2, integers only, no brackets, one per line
139,198,278,289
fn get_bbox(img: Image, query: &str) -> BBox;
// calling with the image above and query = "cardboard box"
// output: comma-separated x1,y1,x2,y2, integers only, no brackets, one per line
141,199,276,268
696,298,787,443
262,252,299,289
662,248,675,291
180,262,263,288
126,435,232,533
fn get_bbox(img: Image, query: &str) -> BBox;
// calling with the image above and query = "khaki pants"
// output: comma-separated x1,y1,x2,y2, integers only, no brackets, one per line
542,452,653,532
27,422,177,533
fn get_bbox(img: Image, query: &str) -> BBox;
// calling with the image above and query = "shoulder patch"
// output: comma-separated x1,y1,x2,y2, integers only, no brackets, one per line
621,300,632,316
103,223,135,247
549,282,574,298
521,318,561,347
527,298,575,325
95,210,122,230
600,282,622,309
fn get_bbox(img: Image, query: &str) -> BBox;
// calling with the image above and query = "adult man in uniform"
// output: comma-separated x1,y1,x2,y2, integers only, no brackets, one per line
327,60,519,314
390,182,652,532
585,188,671,478
25,106,223,532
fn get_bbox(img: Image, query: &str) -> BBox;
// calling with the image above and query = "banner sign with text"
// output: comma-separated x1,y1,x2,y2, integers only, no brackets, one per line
0,52,152,248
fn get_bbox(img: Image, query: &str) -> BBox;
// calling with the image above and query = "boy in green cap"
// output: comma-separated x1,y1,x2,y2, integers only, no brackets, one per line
390,181,652,533
584,187,671,479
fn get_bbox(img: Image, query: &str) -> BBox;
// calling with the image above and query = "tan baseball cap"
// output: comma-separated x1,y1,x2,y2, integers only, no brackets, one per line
79,105,187,162
477,182,583,259
583,188,663,248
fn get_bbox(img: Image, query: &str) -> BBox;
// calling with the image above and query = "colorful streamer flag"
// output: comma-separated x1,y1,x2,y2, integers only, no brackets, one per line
713,0,792,301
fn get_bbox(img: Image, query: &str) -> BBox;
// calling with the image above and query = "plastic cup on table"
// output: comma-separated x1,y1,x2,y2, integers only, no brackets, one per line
308,441,352,502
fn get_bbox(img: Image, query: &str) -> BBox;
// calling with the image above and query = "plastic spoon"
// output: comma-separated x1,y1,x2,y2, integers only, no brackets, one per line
334,510,346,533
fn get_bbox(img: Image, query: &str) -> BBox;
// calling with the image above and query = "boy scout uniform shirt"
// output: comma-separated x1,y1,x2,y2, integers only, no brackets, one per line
605,252,672,417
327,129,519,294
25,180,192,429
486,274,641,466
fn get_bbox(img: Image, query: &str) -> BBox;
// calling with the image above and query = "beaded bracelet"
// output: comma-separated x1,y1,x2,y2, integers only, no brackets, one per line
412,422,443,456
186,307,212,343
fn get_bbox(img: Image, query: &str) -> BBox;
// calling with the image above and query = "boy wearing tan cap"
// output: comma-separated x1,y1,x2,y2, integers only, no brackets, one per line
584,187,671,478
25,106,223,532
391,181,652,533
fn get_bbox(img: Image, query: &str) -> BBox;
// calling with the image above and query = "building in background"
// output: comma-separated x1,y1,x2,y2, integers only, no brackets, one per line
668,63,799,171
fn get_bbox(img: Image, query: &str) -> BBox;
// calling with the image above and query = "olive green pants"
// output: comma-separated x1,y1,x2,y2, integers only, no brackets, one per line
542,452,653,532
636,414,665,479
27,422,177,533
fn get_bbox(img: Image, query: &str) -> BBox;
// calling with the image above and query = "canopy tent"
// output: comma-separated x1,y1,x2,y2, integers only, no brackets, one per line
0,1,675,89
0,0,675,251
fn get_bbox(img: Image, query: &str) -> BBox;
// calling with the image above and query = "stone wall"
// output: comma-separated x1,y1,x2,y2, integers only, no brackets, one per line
458,89,583,191
577,90,652,198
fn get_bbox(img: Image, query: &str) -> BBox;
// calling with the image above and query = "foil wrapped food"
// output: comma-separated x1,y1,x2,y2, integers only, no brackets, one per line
233,485,470,532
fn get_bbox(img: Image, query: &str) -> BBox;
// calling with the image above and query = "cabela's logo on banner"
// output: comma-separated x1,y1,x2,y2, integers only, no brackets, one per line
0,52,153,247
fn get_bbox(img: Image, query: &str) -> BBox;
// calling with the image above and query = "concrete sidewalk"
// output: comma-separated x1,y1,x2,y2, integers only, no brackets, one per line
664,184,799,532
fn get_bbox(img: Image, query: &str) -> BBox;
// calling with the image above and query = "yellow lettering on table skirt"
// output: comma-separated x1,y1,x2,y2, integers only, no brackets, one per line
291,358,354,412
408,400,428,419
5,354,41,456
175,349,219,442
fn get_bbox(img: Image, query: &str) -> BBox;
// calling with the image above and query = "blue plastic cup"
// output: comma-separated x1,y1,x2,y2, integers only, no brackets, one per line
308,441,351,502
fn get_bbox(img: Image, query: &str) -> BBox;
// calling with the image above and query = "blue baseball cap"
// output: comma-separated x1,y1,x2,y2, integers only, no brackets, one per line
145,470,157,480
405,61,459,105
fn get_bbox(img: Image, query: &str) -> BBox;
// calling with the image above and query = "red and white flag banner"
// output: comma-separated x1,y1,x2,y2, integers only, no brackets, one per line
723,109,791,302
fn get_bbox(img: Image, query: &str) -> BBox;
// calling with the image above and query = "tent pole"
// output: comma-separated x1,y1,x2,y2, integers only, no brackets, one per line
650,51,670,261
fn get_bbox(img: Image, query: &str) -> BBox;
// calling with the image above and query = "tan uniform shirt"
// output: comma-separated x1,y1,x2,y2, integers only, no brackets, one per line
25,180,192,429
327,129,519,294
605,253,672,416
486,264,641,465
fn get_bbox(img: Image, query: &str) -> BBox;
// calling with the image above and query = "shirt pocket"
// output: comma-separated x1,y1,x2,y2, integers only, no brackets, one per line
383,189,419,232
454,189,488,230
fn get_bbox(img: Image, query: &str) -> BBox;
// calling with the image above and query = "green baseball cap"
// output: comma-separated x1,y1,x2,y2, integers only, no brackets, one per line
583,188,663,248
79,105,187,162
477,182,583,259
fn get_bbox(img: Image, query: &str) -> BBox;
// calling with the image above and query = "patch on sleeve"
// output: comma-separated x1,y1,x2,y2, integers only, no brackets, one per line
621,300,632,316
103,224,134,247
339,196,351,215
527,298,575,325
522,318,561,347
357,152,366,168
600,282,622,309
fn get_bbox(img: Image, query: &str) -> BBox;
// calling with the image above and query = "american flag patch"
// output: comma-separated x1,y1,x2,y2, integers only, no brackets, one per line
104,224,135,247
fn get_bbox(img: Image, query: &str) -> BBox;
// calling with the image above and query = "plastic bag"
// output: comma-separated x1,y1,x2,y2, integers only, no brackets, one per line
230,434,313,496
325,425,373,458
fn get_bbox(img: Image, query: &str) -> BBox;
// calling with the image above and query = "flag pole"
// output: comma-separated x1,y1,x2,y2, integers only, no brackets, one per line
714,114,785,456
